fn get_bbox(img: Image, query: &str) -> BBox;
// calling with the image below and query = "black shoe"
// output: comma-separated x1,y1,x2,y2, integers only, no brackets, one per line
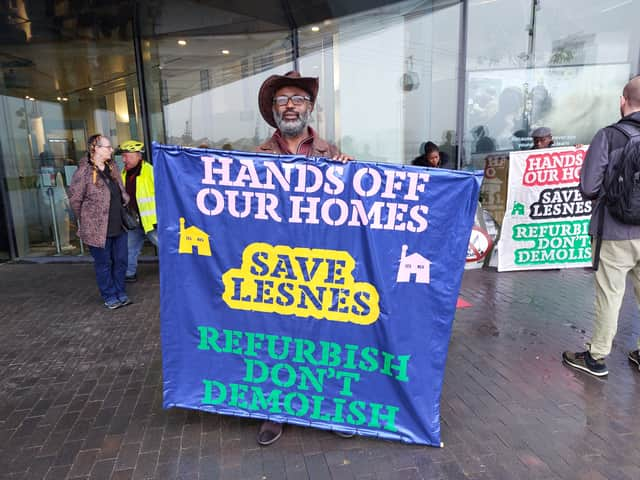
562,350,608,377
125,274,137,283
257,421,283,446
628,350,640,370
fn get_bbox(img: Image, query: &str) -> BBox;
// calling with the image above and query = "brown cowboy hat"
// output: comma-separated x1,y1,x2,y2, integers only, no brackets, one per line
258,70,319,128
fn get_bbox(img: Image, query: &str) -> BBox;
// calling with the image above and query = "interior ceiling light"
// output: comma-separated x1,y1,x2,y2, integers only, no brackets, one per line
311,26,320,32
178,39,187,46
89,87,93,91
62,97,68,102
221,49,230,55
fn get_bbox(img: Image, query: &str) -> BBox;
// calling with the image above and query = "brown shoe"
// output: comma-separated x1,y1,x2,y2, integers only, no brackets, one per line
257,421,283,446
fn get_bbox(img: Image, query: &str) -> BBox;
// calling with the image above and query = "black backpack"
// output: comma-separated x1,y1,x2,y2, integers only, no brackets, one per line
603,122,640,224
592,122,640,270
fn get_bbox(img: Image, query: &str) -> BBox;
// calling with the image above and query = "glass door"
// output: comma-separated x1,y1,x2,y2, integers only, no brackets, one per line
0,4,142,258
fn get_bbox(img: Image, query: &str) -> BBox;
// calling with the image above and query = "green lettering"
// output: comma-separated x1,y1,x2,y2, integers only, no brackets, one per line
222,329,243,354
380,352,410,382
368,403,399,432
228,383,248,408
343,344,359,369
346,400,367,425
202,379,226,404
197,326,221,351
332,397,346,423
358,347,378,372
298,366,326,393
266,334,291,360
336,371,360,396
248,386,282,412
243,358,269,383
310,395,332,421
319,341,342,367
292,338,319,365
244,332,264,357
272,363,296,388
283,392,309,416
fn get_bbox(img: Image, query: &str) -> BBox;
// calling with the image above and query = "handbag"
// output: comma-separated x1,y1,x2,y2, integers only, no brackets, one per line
95,165,140,231
121,205,141,231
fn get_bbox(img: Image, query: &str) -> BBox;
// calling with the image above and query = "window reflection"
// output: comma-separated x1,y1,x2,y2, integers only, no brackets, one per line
298,0,461,164
0,8,141,258
148,0,462,164
148,31,294,148
464,0,640,170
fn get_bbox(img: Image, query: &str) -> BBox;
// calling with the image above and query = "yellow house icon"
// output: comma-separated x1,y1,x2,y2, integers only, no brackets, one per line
178,217,211,256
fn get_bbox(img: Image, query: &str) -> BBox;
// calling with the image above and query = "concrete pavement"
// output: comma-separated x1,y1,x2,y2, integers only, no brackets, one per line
1,263,640,479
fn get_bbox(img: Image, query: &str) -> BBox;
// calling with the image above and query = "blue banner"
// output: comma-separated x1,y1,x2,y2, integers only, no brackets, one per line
155,143,479,446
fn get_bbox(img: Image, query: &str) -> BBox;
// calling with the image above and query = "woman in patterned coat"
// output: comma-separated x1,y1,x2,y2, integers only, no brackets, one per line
69,134,131,309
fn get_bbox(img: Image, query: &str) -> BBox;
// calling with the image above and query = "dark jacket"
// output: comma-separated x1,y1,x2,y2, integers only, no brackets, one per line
68,158,129,248
256,127,340,157
580,111,640,239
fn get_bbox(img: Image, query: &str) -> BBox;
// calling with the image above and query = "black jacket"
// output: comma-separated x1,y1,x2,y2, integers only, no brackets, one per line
580,111,640,239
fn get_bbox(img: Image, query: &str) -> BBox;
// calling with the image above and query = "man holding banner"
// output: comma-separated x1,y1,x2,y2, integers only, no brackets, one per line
255,70,352,445
155,73,479,450
563,76,640,377
256,70,352,163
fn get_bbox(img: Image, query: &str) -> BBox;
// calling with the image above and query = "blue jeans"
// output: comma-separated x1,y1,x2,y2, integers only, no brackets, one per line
126,226,159,277
89,232,128,303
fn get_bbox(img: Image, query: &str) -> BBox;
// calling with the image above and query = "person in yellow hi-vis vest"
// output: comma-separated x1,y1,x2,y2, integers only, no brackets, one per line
118,140,158,283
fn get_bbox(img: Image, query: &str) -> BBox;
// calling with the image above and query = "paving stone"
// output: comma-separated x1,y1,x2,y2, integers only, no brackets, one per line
3,264,640,479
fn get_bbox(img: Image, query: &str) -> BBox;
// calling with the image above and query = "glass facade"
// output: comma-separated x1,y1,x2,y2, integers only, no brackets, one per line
0,1,142,258
463,0,640,169
141,0,461,164
0,0,638,260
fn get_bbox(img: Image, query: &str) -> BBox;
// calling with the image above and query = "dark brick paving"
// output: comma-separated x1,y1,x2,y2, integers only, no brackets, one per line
1,263,640,479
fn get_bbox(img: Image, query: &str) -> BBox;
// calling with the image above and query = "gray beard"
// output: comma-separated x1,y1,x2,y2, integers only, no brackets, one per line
273,108,310,137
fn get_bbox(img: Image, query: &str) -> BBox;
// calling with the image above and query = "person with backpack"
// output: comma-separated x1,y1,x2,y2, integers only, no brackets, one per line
563,75,640,377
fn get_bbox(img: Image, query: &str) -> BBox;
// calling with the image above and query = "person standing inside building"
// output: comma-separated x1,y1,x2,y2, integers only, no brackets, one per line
69,134,131,309
563,76,640,377
118,140,158,283
412,141,442,167
254,70,352,445
531,126,554,149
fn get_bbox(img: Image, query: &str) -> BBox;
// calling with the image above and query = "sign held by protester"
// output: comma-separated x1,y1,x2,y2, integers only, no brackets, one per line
498,146,592,271
155,144,479,446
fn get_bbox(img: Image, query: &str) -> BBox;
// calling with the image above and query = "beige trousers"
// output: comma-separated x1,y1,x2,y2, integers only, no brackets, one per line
590,239,640,359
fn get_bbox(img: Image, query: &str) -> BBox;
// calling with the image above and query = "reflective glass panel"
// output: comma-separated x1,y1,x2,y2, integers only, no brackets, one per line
140,2,294,149
463,0,640,170
298,0,461,165
0,4,142,257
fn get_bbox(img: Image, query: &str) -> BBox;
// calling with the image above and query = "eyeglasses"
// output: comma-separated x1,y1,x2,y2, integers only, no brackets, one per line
96,144,113,150
273,95,311,106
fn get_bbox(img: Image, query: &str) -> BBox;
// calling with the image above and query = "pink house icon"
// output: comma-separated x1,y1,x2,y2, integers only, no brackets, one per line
396,244,431,284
